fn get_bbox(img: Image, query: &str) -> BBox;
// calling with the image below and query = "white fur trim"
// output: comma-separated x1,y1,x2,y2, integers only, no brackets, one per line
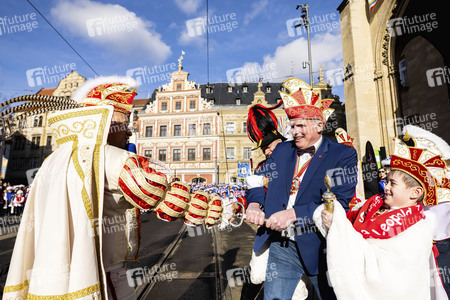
403,125,450,160
71,75,139,102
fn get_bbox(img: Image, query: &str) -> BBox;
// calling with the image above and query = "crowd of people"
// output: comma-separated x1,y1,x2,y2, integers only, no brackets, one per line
188,181,247,198
0,182,29,217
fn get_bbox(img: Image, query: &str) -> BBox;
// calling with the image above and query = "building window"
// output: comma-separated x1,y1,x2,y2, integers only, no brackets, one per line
31,136,41,149
243,122,247,134
189,100,196,109
226,147,235,160
33,116,43,127
161,102,168,111
173,149,181,161
202,148,211,160
173,124,181,136
145,126,153,137
175,101,181,110
203,123,211,135
243,147,252,160
242,86,248,93
227,86,233,93
209,98,215,104
206,86,213,94
266,86,272,93
188,148,196,161
144,150,152,158
236,98,241,105
226,122,235,134
158,149,166,161
176,83,182,91
399,59,407,87
188,124,196,135
46,135,52,147
160,125,167,137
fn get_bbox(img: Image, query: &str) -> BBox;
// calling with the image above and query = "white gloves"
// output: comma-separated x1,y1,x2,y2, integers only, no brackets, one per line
245,175,265,189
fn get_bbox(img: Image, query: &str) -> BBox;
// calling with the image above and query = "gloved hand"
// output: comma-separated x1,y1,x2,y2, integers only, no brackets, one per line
245,175,265,189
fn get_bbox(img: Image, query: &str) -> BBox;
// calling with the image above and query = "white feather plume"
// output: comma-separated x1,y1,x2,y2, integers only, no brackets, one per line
403,125,450,160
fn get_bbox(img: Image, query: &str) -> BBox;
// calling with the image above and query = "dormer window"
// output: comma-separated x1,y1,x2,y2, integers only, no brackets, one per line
266,86,271,93
210,98,215,104
227,86,233,93
236,98,241,105
280,87,286,92
242,86,248,93
206,86,212,94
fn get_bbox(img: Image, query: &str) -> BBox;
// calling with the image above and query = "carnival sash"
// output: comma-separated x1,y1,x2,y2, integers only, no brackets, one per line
350,194,425,239
290,156,313,195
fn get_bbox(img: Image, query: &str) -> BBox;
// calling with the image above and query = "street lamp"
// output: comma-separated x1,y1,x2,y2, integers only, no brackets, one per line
296,3,313,86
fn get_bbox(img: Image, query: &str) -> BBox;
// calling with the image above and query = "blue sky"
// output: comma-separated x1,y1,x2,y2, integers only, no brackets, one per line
0,0,345,102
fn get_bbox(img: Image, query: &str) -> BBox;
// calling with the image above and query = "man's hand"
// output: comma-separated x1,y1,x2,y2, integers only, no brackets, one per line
266,208,296,231
246,202,265,226
321,210,333,228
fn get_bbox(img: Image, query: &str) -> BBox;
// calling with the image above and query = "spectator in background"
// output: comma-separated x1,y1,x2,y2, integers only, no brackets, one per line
13,190,25,215
3,186,14,216
378,167,387,193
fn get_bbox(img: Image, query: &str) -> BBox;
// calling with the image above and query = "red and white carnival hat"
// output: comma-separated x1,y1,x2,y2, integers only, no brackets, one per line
279,78,334,122
72,76,139,114
390,125,450,206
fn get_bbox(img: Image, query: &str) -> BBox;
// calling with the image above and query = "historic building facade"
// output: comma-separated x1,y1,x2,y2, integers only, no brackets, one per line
337,0,449,157
137,63,220,184
5,71,86,184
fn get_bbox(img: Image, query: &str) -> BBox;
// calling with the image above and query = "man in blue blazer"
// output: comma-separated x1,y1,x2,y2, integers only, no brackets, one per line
246,78,358,300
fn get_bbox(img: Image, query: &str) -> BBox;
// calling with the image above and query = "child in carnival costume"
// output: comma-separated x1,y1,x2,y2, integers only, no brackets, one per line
315,125,450,300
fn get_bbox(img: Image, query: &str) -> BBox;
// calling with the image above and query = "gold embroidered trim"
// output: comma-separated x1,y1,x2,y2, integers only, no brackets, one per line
3,280,29,293
55,134,77,146
27,283,100,300
48,108,108,125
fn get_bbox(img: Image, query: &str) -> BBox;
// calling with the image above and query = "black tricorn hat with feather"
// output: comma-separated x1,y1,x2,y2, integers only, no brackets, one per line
247,104,286,150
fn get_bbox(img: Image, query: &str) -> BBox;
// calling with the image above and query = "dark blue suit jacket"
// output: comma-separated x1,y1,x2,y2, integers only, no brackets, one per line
247,137,357,275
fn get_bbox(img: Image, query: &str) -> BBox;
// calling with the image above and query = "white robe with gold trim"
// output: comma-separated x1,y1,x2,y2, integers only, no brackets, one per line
3,106,114,299
313,201,447,300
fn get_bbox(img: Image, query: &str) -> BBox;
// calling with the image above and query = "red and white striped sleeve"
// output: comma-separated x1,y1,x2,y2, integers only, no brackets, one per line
118,155,169,210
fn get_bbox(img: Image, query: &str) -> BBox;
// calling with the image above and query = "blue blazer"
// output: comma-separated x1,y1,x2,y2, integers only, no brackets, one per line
247,137,357,275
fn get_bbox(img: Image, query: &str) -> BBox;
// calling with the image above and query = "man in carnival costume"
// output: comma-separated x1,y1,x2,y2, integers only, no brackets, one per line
2,76,169,299
245,103,314,299
316,124,449,300
245,78,358,299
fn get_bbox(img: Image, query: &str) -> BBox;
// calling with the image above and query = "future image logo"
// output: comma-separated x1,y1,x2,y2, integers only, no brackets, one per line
126,63,177,86
386,13,438,37
286,13,339,37
226,68,245,86
0,13,38,36
25,63,77,88
226,63,278,87
426,66,450,87
226,266,251,287
186,13,238,37
86,13,138,37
